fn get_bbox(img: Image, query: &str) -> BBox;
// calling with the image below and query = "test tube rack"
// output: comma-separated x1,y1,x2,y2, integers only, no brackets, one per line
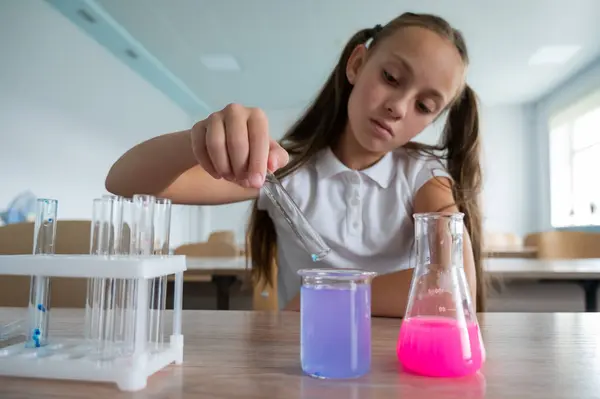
0,253,186,392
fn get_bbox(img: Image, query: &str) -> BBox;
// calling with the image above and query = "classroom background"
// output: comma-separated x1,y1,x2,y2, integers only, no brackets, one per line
1,0,600,313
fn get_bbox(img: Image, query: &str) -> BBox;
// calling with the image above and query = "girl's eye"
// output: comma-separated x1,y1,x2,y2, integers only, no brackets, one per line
417,102,433,114
382,70,398,84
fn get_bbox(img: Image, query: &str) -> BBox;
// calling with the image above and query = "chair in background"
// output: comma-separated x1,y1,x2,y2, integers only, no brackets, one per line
524,231,600,259
484,231,523,248
174,230,239,258
206,230,235,245
0,220,91,308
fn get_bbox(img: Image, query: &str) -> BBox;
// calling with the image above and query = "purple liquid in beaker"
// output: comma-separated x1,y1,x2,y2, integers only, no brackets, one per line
299,271,375,379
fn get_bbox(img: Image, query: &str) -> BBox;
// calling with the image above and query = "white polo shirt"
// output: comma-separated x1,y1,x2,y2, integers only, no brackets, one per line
257,146,450,308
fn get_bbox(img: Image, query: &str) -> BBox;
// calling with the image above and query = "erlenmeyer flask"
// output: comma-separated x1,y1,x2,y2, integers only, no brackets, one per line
397,212,485,377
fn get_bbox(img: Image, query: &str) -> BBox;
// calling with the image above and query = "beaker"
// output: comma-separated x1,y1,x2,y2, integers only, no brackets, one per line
298,268,377,379
397,212,485,378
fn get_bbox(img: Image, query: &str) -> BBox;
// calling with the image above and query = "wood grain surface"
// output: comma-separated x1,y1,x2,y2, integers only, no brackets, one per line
0,308,598,398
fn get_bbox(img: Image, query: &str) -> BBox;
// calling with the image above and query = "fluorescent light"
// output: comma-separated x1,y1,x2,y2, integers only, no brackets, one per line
200,54,241,71
529,45,581,66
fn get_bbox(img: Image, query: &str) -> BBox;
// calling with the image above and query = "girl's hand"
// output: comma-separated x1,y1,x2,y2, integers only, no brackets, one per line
190,103,289,189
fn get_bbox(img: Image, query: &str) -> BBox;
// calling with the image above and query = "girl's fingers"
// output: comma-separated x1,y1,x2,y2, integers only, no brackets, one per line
224,104,251,182
191,120,219,179
267,140,290,172
205,112,233,179
246,108,270,188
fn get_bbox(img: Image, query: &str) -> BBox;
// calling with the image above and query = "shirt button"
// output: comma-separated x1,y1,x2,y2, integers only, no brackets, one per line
351,198,359,206
351,173,360,184
353,221,360,228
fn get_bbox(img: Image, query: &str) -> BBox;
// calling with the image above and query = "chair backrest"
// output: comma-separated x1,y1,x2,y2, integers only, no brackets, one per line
174,241,239,257
524,230,600,259
0,220,91,307
484,231,522,248
207,230,235,245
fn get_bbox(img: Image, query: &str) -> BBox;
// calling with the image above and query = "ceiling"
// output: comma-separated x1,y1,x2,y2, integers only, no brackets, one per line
69,0,600,113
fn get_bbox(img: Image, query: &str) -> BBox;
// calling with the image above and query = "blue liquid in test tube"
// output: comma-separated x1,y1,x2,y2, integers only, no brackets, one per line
25,198,58,348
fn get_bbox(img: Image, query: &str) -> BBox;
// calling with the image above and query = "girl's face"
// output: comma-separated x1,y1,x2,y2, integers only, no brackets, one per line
345,26,465,154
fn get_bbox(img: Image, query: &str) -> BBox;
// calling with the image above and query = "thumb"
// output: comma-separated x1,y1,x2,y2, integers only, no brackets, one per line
267,140,289,172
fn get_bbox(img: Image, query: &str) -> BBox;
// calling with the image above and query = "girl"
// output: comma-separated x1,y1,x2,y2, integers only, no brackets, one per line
105,12,483,317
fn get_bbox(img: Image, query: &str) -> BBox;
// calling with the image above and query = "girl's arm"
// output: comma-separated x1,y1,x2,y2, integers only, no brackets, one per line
370,176,477,317
105,130,259,204
105,105,289,204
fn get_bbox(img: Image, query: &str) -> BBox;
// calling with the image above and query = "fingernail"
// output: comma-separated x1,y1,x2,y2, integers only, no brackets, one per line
250,173,264,187
271,159,278,171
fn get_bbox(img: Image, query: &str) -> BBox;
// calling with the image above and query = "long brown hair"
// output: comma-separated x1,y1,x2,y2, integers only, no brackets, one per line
246,12,485,311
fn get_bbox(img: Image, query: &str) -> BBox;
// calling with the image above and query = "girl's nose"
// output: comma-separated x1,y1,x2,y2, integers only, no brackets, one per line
384,94,410,120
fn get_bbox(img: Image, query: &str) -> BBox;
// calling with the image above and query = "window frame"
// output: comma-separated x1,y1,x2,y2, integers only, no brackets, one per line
548,89,600,228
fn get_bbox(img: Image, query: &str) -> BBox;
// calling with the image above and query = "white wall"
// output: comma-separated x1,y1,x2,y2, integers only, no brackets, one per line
419,104,536,236
534,58,600,231
480,104,536,235
0,0,208,247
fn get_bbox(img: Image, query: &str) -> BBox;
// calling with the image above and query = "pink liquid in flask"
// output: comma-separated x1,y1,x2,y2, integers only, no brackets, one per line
397,316,484,378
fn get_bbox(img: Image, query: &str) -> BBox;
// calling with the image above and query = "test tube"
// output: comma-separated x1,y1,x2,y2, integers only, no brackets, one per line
148,198,171,349
115,198,135,356
262,172,330,261
130,195,155,355
85,197,112,353
100,195,124,358
131,194,155,256
25,198,58,348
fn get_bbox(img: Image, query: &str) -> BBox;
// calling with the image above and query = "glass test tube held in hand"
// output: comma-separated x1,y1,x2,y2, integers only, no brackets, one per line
26,198,58,348
148,198,171,350
262,172,330,261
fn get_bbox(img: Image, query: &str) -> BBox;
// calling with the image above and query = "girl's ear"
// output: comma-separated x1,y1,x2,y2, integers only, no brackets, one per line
345,44,368,85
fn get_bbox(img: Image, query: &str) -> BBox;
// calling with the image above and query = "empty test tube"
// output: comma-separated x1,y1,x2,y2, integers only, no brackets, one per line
131,195,155,256
26,198,58,348
262,172,330,261
131,195,156,355
148,198,172,349
115,198,136,356
85,197,112,353
101,195,124,358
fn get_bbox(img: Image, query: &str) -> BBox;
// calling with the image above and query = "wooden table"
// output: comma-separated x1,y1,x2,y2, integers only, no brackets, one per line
1,308,599,398
486,258,600,311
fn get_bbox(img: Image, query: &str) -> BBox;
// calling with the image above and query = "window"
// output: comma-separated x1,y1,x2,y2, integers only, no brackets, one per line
549,90,600,227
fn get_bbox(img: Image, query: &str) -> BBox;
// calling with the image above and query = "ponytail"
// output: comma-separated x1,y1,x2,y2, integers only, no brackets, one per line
443,85,485,311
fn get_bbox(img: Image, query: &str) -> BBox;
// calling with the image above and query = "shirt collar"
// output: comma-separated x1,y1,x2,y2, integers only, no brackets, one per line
315,147,395,188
